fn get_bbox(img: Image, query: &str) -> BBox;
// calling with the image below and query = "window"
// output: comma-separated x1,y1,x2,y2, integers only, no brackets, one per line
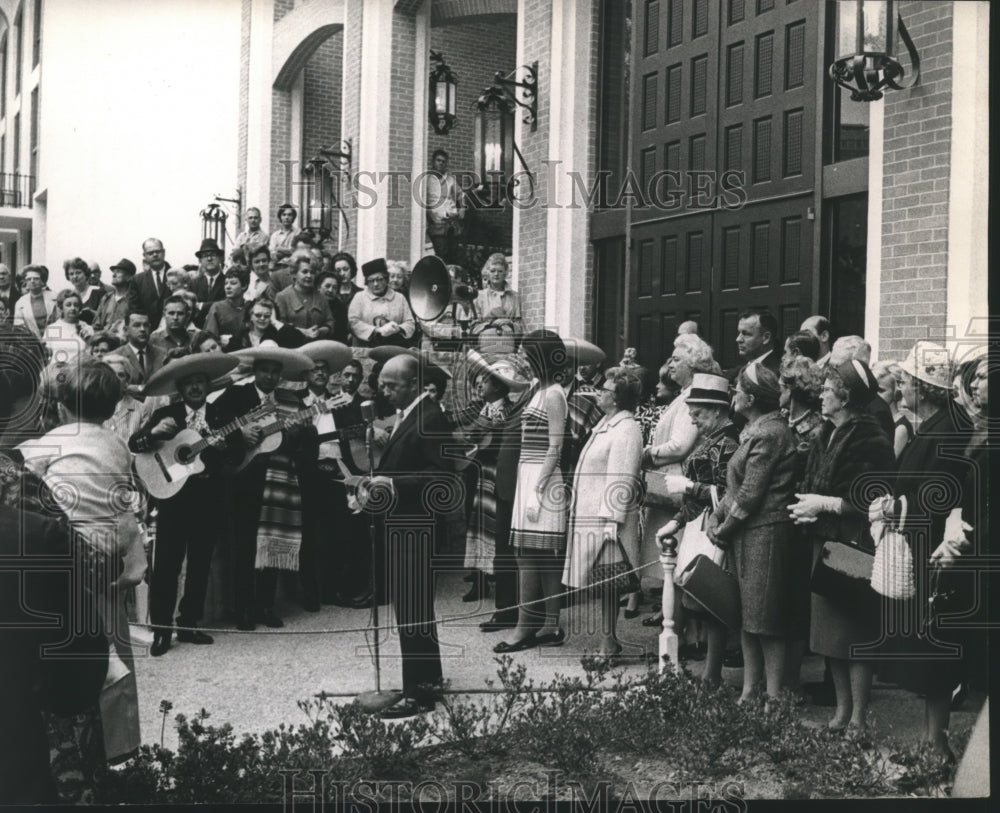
32,0,41,67
13,112,20,174
14,7,23,94
30,87,38,178
0,36,7,117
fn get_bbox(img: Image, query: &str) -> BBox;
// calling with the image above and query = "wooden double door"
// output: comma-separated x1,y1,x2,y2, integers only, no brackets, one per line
629,0,821,371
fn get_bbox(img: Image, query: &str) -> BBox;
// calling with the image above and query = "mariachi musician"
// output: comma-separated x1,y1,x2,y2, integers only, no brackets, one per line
128,353,245,656
212,343,315,631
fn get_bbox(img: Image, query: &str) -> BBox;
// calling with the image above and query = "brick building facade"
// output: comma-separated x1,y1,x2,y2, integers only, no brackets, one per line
236,0,988,359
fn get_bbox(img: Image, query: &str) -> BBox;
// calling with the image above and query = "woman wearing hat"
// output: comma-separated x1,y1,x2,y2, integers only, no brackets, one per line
867,341,972,760
787,360,895,735
461,355,528,604
707,363,799,701
655,372,741,685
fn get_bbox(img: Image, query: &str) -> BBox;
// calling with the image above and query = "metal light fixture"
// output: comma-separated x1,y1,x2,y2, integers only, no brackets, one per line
200,203,229,252
302,141,352,237
829,0,920,102
471,62,539,201
429,50,458,135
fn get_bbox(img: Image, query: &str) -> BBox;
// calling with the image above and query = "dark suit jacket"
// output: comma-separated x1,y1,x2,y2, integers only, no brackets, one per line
0,285,19,316
725,348,782,382
132,268,170,327
118,341,168,385
0,505,106,803
190,272,226,328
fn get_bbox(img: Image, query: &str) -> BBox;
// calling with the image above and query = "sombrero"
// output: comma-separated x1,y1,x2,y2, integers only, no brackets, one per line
366,345,453,378
465,348,529,392
564,337,606,366
232,343,314,378
298,340,352,375
142,353,240,397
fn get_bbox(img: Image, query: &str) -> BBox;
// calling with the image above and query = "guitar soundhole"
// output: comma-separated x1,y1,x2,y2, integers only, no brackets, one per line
176,445,194,464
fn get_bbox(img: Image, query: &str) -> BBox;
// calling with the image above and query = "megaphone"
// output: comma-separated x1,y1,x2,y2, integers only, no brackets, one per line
409,255,451,321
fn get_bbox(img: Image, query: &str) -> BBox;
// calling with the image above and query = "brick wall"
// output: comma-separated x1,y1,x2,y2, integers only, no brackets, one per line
582,0,600,340
341,0,363,258
274,0,294,22
302,33,344,240
879,1,953,358
516,0,552,332
237,0,252,211
428,17,518,261
269,88,292,227
387,7,418,263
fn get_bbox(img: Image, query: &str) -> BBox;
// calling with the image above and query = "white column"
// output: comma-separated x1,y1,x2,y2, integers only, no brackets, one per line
544,0,594,337
356,0,395,262
946,1,989,346
864,99,884,360
510,0,527,292
246,0,274,223
410,1,431,265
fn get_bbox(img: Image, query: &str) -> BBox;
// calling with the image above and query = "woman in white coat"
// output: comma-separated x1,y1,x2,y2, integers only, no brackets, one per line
562,369,644,659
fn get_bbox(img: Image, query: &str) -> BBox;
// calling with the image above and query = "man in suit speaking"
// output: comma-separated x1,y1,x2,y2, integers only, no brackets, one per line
362,353,456,719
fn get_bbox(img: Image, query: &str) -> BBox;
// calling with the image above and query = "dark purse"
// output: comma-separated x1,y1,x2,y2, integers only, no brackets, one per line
810,539,876,604
589,536,641,595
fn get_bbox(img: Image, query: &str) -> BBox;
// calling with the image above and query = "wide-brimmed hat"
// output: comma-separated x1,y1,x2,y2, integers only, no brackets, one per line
365,345,453,378
466,348,530,392
563,337,606,366
686,373,732,407
362,258,389,279
899,340,952,389
298,340,352,375
232,344,314,377
833,359,880,407
142,353,239,396
195,238,223,258
109,258,137,275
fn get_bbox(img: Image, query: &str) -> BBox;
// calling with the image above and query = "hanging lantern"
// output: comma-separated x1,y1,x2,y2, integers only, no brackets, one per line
473,86,515,187
429,50,458,136
829,0,920,102
199,203,228,252
302,156,333,234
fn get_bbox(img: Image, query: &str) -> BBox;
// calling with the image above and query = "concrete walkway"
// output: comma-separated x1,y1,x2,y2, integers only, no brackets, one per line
132,574,982,761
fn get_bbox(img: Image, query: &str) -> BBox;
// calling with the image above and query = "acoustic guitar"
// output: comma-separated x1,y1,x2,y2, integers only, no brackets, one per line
233,392,352,472
134,403,274,499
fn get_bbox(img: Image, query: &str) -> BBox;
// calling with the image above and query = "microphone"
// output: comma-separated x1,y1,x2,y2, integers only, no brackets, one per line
360,399,376,424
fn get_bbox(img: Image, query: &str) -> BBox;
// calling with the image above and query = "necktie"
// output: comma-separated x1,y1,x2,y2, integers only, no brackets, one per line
391,408,404,437
137,349,146,375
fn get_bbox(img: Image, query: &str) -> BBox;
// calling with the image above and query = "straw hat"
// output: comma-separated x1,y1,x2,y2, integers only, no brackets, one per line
563,337,606,366
298,340,352,375
232,343,314,378
466,348,530,392
899,340,952,389
142,354,240,397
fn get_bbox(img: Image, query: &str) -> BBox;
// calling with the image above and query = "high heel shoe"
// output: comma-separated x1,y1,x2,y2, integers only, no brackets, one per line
641,612,664,627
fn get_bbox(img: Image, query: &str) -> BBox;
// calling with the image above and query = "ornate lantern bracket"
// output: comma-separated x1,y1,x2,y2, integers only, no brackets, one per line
828,0,920,102
492,61,538,130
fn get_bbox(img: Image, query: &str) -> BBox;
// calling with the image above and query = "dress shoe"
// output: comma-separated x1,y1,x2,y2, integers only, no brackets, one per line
257,608,284,628
479,613,518,632
535,628,566,647
150,632,172,657
642,612,664,628
378,696,435,719
176,628,214,645
236,611,256,631
493,634,539,654
302,597,321,612
623,608,641,620
350,592,374,609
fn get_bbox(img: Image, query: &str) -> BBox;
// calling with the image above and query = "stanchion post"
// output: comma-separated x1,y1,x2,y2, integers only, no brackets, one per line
657,534,679,671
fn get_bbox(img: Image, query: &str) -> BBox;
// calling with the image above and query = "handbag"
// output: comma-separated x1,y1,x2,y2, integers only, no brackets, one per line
870,496,916,599
810,539,875,604
676,547,742,631
589,536,641,595
674,486,720,582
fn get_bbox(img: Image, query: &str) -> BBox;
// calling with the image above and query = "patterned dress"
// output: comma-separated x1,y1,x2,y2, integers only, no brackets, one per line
509,383,569,552
463,398,514,573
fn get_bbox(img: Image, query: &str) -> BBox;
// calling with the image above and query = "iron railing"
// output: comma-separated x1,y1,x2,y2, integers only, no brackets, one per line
0,172,35,208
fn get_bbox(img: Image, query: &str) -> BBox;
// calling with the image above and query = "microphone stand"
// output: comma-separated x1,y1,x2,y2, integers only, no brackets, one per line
355,403,402,713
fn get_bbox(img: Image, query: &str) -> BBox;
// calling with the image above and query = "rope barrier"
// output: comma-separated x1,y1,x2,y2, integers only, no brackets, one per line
130,556,664,637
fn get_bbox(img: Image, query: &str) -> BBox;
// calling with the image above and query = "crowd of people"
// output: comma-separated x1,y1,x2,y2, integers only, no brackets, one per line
0,205,990,802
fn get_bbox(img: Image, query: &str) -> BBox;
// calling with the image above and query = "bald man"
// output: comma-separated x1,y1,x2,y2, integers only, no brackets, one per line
800,315,832,365
365,354,457,719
